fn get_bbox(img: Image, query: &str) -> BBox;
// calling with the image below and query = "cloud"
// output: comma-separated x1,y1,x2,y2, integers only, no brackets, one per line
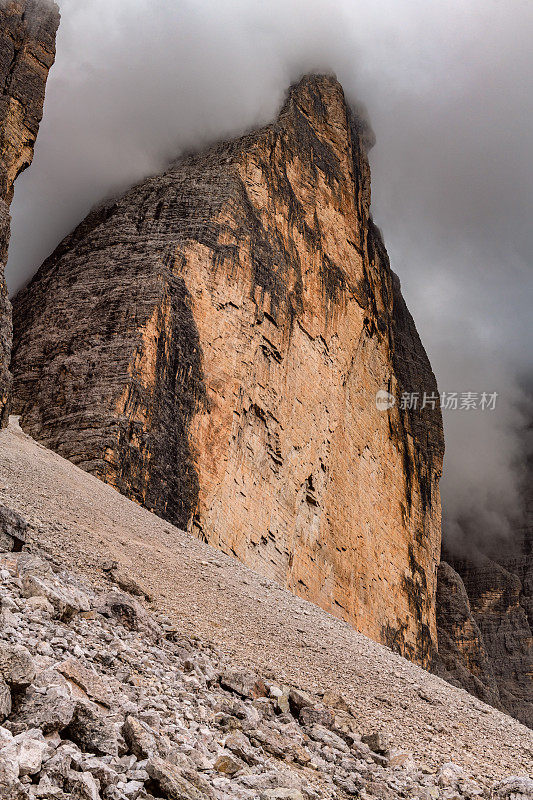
6,0,533,550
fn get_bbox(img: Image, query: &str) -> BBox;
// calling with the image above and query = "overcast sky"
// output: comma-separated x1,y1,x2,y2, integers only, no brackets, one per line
7,0,533,549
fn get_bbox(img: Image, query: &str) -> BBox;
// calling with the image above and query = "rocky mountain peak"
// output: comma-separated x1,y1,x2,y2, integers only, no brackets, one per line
11,72,444,667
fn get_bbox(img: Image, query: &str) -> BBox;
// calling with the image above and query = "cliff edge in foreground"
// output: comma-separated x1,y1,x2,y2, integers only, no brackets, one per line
0,0,59,424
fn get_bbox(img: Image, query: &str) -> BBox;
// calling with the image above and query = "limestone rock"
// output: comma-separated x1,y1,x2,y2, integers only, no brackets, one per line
11,74,444,666
108,567,149,599
220,670,267,700
18,558,91,622
11,684,75,734
21,573,90,621
0,643,35,689
65,700,119,756
0,0,60,424
260,791,304,800
493,777,533,799
146,756,205,800
213,753,242,775
57,658,113,708
3,729,47,776
0,541,528,799
0,675,11,721
224,731,258,765
95,591,161,640
289,689,315,717
361,731,390,756
0,740,19,785
63,770,101,800
436,456,533,728
0,506,27,552
122,716,158,760
25,596,54,616
299,705,335,728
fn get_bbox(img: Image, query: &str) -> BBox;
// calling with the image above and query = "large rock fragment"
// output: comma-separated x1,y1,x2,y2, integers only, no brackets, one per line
220,670,268,700
0,644,35,689
122,716,158,760
493,776,533,799
0,742,19,786
0,506,27,552
15,554,91,622
63,770,101,800
0,730,47,781
57,659,113,708
12,683,75,734
224,731,258,765
0,675,11,721
21,572,90,621
96,592,160,640
361,731,390,757
65,701,119,756
146,756,206,800
287,689,314,718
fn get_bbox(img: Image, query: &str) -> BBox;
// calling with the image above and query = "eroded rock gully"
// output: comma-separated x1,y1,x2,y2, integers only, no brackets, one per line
11,75,445,666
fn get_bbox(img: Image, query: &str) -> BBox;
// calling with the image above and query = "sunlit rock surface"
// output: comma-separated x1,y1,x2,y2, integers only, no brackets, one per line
11,75,445,665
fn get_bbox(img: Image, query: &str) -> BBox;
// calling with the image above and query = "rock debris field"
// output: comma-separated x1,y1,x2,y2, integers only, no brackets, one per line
0,417,530,799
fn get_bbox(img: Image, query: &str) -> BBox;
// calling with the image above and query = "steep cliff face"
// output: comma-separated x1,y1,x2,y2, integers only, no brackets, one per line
11,75,445,664
0,0,59,425
436,462,533,728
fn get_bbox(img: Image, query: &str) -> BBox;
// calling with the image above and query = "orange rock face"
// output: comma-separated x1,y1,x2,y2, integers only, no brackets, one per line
0,0,59,424
12,76,444,664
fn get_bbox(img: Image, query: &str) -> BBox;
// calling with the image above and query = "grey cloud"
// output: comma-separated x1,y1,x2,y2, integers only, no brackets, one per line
6,0,533,549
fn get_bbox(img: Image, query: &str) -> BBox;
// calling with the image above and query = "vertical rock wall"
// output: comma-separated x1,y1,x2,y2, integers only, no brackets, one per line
436,429,532,727
0,0,59,424
11,75,445,665
436,470,533,728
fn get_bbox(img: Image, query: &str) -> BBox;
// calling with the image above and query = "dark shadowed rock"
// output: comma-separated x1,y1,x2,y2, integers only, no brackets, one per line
0,644,34,690
436,456,533,729
64,701,119,756
11,683,75,734
0,0,60,424
0,506,27,552
95,591,161,640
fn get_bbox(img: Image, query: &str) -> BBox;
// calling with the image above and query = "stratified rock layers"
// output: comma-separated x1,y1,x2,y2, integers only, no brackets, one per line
12,76,444,664
0,0,59,425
